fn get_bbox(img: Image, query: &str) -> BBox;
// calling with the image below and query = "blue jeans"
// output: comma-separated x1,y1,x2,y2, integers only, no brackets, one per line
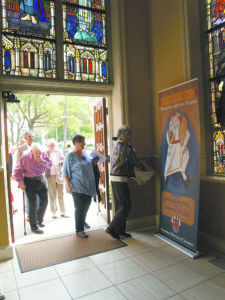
72,192,91,232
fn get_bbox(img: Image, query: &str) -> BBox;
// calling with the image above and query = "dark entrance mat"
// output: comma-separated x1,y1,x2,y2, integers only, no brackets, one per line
16,229,127,273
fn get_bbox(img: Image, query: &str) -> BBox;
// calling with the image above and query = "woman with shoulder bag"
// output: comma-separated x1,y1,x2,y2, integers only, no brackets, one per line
45,139,69,218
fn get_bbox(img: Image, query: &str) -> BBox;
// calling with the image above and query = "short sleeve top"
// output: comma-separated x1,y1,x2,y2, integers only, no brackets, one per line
62,150,96,197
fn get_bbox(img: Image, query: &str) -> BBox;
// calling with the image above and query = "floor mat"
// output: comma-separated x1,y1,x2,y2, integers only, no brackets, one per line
16,229,127,273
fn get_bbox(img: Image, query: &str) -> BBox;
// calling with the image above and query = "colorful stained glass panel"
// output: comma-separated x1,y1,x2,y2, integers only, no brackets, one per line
64,44,108,82
2,34,56,77
63,0,105,10
63,3,106,46
206,0,225,30
2,0,55,39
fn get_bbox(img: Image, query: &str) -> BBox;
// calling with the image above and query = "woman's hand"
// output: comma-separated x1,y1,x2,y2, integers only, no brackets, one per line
66,185,72,194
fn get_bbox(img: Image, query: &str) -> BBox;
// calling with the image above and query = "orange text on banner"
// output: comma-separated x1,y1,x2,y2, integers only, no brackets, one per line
159,89,196,106
161,191,195,226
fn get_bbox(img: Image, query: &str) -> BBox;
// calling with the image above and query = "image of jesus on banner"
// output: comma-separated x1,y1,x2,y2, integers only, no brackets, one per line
164,112,190,181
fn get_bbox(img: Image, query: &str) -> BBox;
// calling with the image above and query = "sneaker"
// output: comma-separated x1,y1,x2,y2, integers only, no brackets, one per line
84,221,90,228
52,213,57,218
105,227,120,240
77,231,88,238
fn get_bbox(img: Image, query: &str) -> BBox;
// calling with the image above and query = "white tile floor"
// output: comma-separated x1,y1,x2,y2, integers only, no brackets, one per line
1,192,225,299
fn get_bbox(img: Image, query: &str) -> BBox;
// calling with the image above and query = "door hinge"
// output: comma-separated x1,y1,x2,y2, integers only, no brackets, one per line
104,107,108,116
108,202,112,210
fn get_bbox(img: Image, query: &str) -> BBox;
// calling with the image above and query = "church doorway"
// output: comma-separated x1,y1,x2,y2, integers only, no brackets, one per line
4,93,111,245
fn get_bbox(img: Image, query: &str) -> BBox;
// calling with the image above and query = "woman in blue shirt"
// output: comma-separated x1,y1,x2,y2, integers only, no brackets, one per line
63,134,96,238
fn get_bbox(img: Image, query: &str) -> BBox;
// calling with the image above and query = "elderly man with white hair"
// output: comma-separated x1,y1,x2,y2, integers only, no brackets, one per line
14,143,52,234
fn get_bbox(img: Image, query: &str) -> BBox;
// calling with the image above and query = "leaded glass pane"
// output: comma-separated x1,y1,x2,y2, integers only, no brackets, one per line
2,35,56,77
1,0,56,78
2,0,55,39
207,0,225,30
63,0,105,11
62,0,108,82
206,0,225,175
62,2,106,46
64,44,108,82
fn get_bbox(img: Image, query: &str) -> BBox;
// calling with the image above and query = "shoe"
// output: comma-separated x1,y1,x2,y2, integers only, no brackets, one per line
38,222,45,228
52,213,57,218
61,214,69,218
13,209,18,214
0,292,6,300
84,221,90,228
26,215,29,222
77,231,88,238
106,227,120,240
31,226,44,234
120,232,132,238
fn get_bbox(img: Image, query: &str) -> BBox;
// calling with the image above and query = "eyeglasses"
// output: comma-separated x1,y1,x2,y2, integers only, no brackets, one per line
50,144,55,147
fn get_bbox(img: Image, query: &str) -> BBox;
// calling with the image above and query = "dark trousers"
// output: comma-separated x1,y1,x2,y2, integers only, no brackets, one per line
72,192,91,232
24,176,48,229
109,181,131,234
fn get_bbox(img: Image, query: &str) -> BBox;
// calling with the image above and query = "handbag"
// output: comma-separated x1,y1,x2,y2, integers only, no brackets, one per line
53,160,64,184
56,172,64,184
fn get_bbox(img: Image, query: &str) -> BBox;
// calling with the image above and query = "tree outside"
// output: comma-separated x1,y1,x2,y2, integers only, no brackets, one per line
7,94,101,150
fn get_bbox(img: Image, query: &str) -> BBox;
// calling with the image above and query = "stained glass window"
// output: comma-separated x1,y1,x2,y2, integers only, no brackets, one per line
62,0,108,82
1,0,110,82
1,0,56,78
206,0,225,175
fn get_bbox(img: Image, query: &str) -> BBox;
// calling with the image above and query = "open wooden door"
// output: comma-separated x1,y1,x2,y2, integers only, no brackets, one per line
94,98,110,224
2,95,15,243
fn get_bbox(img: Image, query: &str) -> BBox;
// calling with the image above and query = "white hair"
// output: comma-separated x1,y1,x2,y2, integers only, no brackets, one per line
31,142,42,152
47,138,56,146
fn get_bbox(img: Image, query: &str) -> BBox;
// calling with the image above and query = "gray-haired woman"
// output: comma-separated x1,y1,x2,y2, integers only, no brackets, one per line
63,134,96,238
106,126,145,239
45,138,68,219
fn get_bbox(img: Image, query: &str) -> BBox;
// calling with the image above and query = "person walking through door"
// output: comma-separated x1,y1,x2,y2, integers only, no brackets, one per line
63,134,96,238
16,131,39,221
45,138,69,219
14,143,52,234
106,125,146,239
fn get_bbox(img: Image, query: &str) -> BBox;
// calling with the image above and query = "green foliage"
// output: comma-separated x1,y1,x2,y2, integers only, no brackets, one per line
7,94,99,145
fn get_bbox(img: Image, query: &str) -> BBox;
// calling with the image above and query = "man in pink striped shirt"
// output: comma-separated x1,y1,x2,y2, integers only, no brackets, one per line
14,143,52,234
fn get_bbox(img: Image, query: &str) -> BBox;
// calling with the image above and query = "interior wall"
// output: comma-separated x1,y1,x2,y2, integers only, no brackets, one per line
147,0,185,221
110,0,125,134
123,0,152,157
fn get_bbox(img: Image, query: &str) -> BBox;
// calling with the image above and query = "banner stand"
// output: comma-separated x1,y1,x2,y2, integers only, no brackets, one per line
158,79,201,257
155,233,199,259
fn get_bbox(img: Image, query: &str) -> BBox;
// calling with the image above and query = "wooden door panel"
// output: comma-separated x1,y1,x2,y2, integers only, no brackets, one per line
94,98,110,223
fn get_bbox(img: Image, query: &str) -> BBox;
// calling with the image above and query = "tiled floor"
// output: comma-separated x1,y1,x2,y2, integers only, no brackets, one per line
0,193,225,299
1,227,225,300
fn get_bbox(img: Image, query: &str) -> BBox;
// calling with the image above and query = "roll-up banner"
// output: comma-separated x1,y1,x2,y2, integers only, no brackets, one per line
156,79,200,258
